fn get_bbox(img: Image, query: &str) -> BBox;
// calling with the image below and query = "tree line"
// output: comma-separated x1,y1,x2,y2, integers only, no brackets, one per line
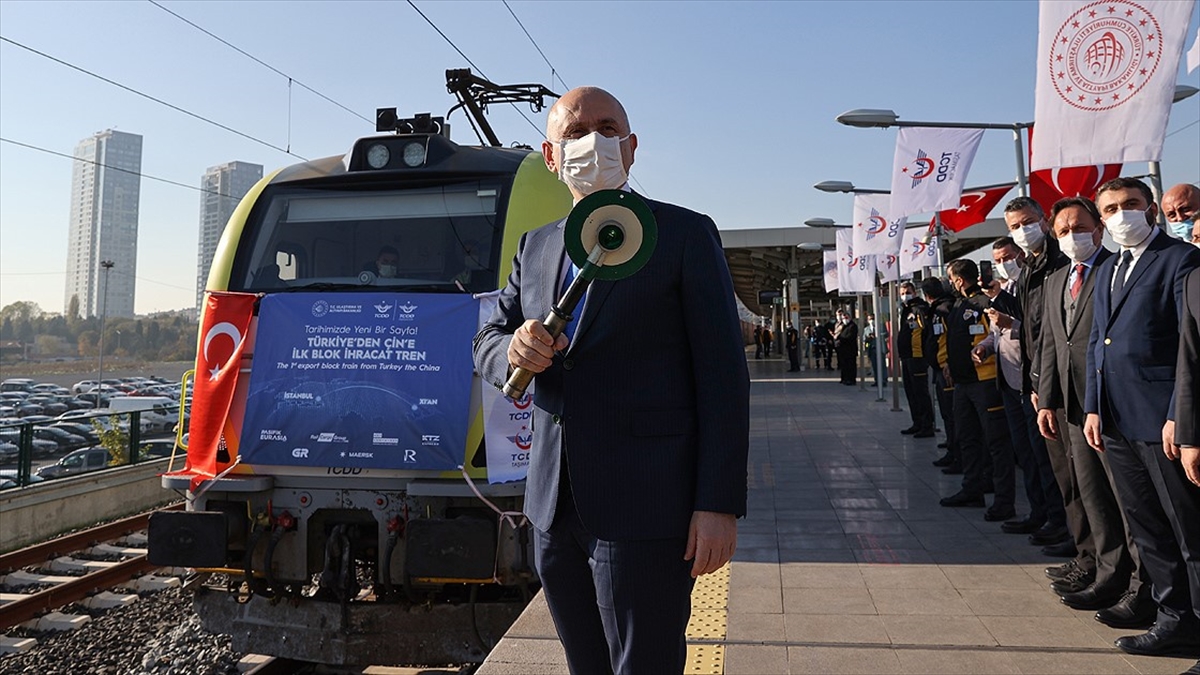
0,299,198,363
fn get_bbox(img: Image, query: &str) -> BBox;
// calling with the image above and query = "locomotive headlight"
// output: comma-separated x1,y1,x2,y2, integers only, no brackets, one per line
366,143,390,169
402,141,426,167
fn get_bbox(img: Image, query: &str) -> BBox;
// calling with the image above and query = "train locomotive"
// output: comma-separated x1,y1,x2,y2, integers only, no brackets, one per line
148,71,570,666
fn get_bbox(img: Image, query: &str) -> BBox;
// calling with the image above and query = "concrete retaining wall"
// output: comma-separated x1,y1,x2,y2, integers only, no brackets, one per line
0,459,178,553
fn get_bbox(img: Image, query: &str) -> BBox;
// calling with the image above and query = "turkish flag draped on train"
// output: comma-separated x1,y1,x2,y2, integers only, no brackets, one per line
165,291,257,490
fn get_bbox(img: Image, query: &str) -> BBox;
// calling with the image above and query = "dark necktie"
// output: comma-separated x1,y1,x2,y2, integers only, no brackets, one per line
561,261,584,340
1112,250,1133,300
1069,263,1086,300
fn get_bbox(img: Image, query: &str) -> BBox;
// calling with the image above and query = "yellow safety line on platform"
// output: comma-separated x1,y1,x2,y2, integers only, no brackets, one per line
684,562,729,674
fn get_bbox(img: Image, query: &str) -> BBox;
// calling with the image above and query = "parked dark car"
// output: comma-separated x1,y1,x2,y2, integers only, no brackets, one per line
138,438,180,460
0,441,18,464
32,426,89,452
49,422,100,445
0,429,58,458
37,446,113,479
26,396,69,416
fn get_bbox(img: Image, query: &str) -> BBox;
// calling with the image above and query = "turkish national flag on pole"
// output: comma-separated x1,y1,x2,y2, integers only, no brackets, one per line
823,250,840,293
1032,0,1196,170
852,193,907,257
889,127,985,218
167,291,256,490
1027,125,1122,214
900,227,940,278
936,183,1015,233
837,229,876,294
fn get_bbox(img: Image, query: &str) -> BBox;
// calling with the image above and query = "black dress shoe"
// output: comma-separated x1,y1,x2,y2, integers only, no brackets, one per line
1029,523,1070,546
913,429,936,438
1095,589,1156,629
1060,584,1124,611
900,426,919,435
1050,567,1096,594
940,490,985,507
1001,517,1045,534
1045,559,1081,581
937,441,949,448
932,452,955,467
1041,539,1078,558
1114,625,1200,658
984,506,1017,522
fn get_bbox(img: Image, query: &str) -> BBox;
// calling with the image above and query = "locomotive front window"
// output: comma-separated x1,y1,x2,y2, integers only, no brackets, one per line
234,181,505,294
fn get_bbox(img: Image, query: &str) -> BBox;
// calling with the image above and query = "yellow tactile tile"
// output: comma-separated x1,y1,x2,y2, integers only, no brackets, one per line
685,562,730,674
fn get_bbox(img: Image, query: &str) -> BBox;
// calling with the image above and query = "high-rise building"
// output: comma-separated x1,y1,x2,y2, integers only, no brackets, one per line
196,161,262,308
64,129,143,318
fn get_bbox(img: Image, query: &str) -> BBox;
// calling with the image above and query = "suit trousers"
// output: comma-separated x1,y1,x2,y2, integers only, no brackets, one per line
1042,415,1091,567
837,345,857,384
534,484,695,675
902,358,935,432
1000,385,1066,527
1103,429,1200,631
954,380,1015,509
1063,422,1138,592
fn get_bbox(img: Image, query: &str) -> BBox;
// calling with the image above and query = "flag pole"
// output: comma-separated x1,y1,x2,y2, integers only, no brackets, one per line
1012,125,1030,197
889,280,901,412
934,212,946,278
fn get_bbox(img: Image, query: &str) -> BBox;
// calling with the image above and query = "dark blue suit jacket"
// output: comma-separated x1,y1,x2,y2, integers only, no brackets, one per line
1085,230,1200,442
473,197,750,541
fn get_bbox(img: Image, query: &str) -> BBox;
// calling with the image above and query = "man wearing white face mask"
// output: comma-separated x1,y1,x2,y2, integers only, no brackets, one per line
1036,197,1151,629
474,86,748,675
1084,177,1200,657
1161,183,1200,241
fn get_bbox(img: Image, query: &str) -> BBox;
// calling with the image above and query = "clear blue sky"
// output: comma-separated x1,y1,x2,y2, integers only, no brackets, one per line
2,0,1197,314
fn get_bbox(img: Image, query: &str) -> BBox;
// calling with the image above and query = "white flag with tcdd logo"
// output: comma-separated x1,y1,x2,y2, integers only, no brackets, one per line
1031,0,1196,170
889,127,985,219
837,228,876,294
899,227,940,278
823,250,839,293
852,193,907,257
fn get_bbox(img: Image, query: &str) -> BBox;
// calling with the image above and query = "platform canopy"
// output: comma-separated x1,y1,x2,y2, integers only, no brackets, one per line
721,218,1010,318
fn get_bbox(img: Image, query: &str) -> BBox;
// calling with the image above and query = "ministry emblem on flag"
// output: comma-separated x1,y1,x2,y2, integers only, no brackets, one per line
1049,0,1164,111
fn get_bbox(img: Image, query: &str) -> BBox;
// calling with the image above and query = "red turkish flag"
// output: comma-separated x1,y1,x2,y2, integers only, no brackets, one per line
1028,125,1122,215
166,291,256,490
934,183,1015,233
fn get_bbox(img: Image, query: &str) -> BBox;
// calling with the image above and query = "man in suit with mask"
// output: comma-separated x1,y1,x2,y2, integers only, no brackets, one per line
1084,177,1200,657
1036,197,1151,629
474,86,749,675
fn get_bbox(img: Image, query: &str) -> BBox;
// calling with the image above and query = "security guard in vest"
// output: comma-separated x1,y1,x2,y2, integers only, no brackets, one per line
898,281,935,438
938,259,1018,523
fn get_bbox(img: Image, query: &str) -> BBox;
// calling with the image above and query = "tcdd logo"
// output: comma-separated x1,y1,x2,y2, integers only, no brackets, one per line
513,392,533,410
903,149,935,187
507,426,533,450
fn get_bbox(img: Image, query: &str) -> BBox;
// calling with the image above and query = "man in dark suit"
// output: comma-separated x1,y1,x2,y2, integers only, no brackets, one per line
833,309,859,385
1035,197,1151,628
1083,177,1200,657
1178,255,1200,675
473,86,749,675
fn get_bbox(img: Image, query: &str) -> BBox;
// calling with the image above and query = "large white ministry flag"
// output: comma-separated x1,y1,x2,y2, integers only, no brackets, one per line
852,193,907,257
900,226,940,278
823,250,839,293
889,127,985,219
1032,0,1196,170
837,229,876,294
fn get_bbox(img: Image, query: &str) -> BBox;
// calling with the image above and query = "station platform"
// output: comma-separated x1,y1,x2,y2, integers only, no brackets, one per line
477,355,1199,675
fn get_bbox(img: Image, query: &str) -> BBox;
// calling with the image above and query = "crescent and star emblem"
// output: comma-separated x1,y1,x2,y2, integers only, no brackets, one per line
956,191,986,213
203,321,244,381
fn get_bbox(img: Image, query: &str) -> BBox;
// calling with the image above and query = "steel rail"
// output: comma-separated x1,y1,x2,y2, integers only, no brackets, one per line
0,554,156,629
0,502,182,572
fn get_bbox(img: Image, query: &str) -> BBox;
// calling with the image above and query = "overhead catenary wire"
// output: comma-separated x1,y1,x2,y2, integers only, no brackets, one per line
0,35,307,161
502,0,568,92
145,0,373,127
0,137,237,199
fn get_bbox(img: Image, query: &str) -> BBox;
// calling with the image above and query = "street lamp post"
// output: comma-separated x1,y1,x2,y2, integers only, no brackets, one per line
97,260,114,390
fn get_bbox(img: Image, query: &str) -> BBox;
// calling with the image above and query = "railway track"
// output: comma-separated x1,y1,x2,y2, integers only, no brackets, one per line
0,504,184,650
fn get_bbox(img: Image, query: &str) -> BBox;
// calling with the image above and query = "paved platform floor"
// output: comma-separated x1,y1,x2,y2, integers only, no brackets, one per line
478,356,1199,674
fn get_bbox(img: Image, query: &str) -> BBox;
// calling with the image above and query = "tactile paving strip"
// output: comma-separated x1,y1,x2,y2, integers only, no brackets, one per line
684,562,729,674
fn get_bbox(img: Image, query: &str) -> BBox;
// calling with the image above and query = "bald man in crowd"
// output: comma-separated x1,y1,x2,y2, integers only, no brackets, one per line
1162,183,1200,242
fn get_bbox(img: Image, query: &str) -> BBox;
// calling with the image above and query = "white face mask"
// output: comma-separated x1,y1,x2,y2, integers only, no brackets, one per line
557,132,629,197
1105,209,1153,247
1057,231,1099,263
996,259,1021,282
377,264,397,278
900,293,914,303
1010,223,1045,253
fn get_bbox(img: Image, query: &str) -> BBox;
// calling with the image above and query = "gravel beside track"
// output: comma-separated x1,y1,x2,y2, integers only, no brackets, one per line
0,587,241,675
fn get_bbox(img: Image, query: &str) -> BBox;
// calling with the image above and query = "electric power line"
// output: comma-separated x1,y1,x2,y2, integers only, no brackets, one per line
0,35,307,161
1166,118,1199,138
0,137,238,199
146,0,373,127
502,0,568,92
405,0,546,140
